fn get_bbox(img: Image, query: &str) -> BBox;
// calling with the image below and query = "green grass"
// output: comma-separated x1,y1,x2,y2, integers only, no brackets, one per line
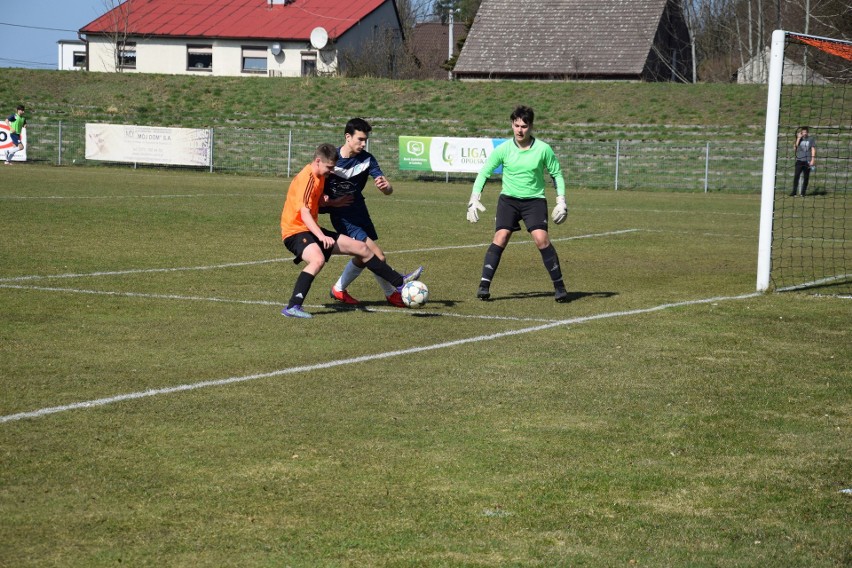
0,165,849,566
1,69,777,141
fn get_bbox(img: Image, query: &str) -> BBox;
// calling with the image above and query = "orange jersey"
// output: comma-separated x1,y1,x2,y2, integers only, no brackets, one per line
280,164,326,240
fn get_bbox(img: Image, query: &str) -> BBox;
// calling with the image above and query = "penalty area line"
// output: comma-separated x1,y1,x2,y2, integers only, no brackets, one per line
0,291,760,425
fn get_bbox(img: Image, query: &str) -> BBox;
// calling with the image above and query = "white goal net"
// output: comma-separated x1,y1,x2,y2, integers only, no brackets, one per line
757,30,851,295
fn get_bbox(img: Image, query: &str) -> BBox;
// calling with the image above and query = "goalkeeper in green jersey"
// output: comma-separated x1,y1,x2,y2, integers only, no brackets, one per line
466,105,569,302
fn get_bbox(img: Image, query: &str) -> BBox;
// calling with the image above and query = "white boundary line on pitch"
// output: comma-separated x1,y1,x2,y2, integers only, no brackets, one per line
0,229,640,283
0,292,761,425
0,193,279,201
0,283,561,323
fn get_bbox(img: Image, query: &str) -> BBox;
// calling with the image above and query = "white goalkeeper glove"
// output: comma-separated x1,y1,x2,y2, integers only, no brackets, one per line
467,192,486,223
551,195,567,225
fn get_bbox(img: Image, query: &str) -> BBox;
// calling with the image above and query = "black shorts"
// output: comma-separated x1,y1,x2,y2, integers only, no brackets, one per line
495,194,548,233
283,229,339,264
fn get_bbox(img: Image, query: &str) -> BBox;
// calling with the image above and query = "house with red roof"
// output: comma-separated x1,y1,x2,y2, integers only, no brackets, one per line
80,0,403,77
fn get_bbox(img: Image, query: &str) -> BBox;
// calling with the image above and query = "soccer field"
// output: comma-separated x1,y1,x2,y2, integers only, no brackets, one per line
1,165,849,566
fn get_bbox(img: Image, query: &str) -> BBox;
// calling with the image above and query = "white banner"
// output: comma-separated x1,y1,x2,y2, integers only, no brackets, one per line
85,124,211,166
0,123,27,162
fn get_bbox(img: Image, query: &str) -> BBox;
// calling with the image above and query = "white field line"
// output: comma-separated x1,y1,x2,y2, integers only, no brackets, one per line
777,274,852,292
0,258,290,283
0,193,279,200
0,283,560,323
0,229,639,283
0,291,761,424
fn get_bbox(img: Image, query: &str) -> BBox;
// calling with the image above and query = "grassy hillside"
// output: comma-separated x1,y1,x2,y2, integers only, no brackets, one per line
1,69,771,141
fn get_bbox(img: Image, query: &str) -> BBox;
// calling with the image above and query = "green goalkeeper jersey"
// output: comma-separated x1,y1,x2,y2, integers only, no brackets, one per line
472,137,565,199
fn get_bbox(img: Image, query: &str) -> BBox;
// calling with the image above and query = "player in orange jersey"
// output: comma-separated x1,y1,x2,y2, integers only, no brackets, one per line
280,143,422,319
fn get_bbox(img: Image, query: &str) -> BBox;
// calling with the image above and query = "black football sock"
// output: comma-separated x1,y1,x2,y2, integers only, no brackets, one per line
364,256,403,287
480,243,505,289
539,244,565,290
288,271,315,307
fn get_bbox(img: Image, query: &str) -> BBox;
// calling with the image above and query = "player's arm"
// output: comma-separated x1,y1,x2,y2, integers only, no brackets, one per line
300,207,334,249
467,144,505,222
545,148,568,224
544,148,566,197
369,156,392,195
374,175,392,195
472,143,505,194
322,193,354,207
810,143,816,164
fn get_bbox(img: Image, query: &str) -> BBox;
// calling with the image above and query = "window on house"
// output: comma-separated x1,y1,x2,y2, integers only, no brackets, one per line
301,52,317,76
117,41,136,69
73,51,86,68
242,47,267,73
187,45,213,71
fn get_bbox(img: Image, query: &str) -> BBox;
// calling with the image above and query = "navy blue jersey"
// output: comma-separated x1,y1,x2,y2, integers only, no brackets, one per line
323,148,385,240
325,148,384,201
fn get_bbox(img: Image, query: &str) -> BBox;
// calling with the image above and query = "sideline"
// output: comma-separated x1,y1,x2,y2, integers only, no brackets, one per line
0,292,760,424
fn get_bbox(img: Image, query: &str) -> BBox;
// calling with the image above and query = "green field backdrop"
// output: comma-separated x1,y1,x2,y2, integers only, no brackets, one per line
0,72,849,566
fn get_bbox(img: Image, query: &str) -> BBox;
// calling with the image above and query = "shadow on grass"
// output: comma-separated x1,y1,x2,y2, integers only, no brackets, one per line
320,297,460,313
490,290,618,303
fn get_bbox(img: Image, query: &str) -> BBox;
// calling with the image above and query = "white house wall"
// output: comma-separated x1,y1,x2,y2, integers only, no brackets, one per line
58,41,85,71
86,36,338,77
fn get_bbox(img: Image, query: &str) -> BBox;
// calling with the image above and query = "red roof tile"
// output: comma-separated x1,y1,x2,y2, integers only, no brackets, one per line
81,0,389,41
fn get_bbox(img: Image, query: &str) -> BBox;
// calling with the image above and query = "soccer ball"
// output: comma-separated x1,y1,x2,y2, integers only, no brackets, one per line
401,280,429,308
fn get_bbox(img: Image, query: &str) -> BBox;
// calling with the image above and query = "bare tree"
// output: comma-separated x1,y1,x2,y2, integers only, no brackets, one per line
338,27,425,79
100,0,133,72
684,0,850,82
431,0,481,25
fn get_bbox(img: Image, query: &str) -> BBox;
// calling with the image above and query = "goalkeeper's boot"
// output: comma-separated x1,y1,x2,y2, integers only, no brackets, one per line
477,284,491,301
330,286,359,305
282,305,312,319
555,287,569,303
386,291,406,308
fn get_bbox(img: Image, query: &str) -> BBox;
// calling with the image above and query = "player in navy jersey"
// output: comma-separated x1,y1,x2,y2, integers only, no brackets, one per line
323,118,422,307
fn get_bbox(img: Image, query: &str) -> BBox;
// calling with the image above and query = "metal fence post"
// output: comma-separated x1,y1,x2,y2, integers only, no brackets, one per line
704,141,710,193
209,128,214,173
614,140,620,191
58,121,63,165
287,130,292,177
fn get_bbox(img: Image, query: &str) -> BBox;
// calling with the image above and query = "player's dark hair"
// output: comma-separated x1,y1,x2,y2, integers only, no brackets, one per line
315,143,337,162
511,106,534,125
16,105,25,111
345,118,372,136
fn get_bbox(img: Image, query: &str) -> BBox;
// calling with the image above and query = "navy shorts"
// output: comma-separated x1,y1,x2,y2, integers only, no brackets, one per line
495,194,548,233
330,211,378,242
10,133,21,146
283,229,339,264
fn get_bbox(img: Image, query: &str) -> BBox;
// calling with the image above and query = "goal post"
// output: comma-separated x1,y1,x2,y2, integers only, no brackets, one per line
756,30,852,294
756,30,786,292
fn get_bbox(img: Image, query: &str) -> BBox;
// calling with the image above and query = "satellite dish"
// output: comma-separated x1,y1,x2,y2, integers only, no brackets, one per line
310,27,328,50
270,42,282,56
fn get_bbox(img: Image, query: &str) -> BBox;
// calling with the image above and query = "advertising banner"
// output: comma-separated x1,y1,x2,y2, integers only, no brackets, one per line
0,123,27,162
399,136,506,173
85,124,211,166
